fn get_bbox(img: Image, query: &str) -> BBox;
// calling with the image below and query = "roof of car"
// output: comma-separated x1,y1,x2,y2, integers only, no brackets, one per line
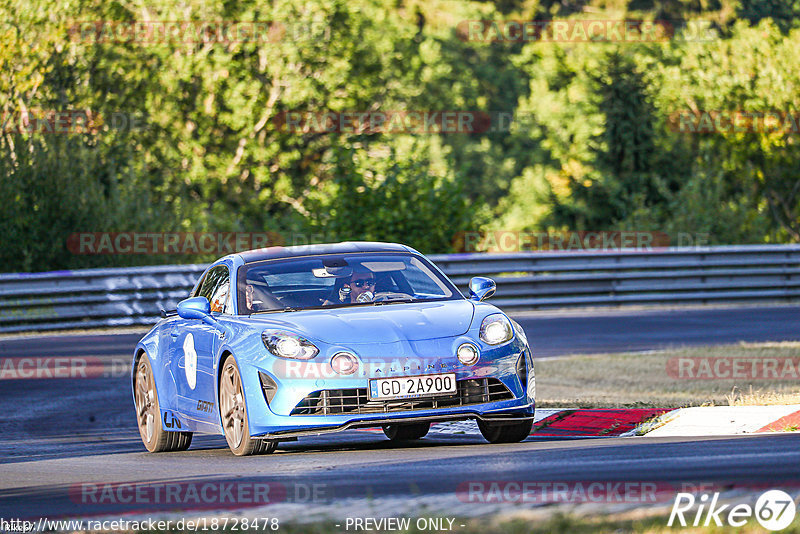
237,241,414,264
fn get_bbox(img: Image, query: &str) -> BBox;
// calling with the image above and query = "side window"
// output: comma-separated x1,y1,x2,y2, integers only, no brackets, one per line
210,279,231,314
197,266,231,314
191,272,207,298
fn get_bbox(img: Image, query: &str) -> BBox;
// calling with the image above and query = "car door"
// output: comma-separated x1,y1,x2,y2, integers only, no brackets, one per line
169,264,230,426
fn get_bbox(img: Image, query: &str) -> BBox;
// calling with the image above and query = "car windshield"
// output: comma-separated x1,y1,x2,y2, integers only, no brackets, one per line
237,252,461,314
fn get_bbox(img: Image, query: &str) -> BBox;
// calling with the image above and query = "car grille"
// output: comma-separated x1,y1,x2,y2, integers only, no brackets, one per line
290,378,514,416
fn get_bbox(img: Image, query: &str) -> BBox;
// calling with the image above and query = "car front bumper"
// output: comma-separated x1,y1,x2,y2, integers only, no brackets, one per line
239,338,535,439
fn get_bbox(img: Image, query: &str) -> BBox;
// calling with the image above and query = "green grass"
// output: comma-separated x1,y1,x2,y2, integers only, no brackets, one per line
535,342,800,408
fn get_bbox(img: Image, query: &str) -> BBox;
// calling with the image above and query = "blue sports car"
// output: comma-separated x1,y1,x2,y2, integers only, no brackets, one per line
132,242,535,455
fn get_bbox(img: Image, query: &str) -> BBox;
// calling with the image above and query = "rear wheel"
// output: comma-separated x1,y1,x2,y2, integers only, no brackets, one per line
134,353,192,452
383,422,430,441
219,357,277,456
478,419,532,444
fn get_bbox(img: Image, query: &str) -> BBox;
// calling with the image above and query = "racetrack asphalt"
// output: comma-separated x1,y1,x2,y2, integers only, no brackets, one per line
1,305,799,521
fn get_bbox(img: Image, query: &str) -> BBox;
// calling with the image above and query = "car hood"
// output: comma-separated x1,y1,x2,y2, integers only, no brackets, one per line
249,299,475,344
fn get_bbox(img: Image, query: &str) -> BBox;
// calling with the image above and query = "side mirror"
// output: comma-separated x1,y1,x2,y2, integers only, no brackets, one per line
469,277,496,301
177,297,213,324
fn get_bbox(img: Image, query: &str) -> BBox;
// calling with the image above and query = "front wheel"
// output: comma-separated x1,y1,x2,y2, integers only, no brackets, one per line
134,353,192,452
383,422,430,441
478,419,532,444
219,357,277,456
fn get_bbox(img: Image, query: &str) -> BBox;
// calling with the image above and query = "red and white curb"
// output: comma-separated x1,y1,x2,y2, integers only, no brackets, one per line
530,408,671,437
626,404,800,437
530,405,800,438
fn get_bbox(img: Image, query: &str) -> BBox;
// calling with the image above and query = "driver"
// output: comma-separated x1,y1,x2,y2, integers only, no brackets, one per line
346,267,376,303
244,281,278,312
323,266,376,305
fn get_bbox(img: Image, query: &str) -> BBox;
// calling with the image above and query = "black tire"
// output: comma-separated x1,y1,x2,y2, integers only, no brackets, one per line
478,419,532,444
219,356,278,456
383,422,430,441
134,353,193,452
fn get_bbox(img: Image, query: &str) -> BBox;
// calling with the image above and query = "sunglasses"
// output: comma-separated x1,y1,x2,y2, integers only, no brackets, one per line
351,279,375,288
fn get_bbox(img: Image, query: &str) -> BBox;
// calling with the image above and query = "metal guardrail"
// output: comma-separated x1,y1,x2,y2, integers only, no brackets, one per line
2,245,800,333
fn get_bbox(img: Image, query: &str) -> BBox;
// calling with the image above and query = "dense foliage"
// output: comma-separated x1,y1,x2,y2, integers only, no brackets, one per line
1,0,798,271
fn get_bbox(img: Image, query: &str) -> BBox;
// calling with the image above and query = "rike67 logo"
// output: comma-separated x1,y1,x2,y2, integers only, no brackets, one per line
669,490,797,531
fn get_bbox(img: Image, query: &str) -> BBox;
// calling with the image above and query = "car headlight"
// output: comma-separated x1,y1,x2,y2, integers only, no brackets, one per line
261,330,319,359
510,318,528,346
331,352,359,375
457,343,480,365
480,314,514,345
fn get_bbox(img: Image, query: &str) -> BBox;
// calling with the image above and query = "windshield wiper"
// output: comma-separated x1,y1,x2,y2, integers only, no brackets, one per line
253,306,298,314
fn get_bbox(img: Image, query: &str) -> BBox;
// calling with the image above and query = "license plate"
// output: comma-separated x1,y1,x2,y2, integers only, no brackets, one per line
369,373,457,400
